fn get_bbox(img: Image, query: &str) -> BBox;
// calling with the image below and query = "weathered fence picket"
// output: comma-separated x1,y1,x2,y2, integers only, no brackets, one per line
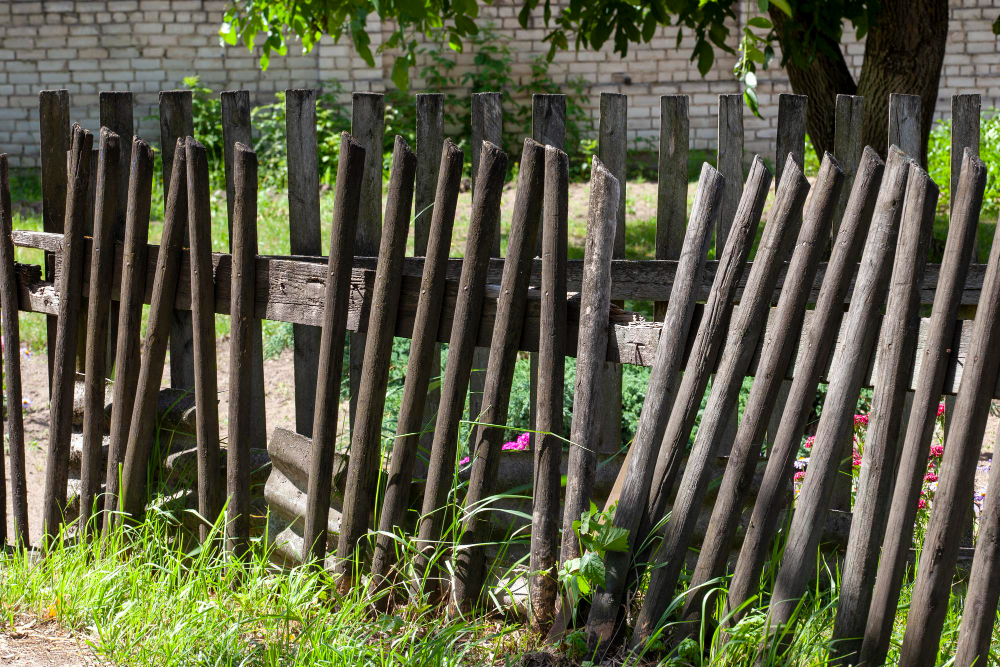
655,95,689,321
832,94,864,243
716,94,743,254
888,93,922,165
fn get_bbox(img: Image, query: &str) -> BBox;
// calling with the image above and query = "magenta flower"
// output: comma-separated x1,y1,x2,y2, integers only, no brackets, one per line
917,499,928,510
854,414,869,428
936,402,946,418
924,472,938,483
929,444,944,459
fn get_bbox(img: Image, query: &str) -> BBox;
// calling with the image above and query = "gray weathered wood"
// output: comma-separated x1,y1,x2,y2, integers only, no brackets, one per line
725,146,885,622
38,89,70,391
285,89,323,437
861,149,987,666
832,95,864,243
102,138,154,533
632,156,809,651
716,94,743,254
684,153,844,626
160,90,195,390
221,90,267,457
300,134,365,567
79,129,121,536
371,140,463,597
117,139,188,527
831,166,937,663
415,94,444,254
227,142,258,560
766,146,911,639
336,137,416,587
775,94,807,188
41,125,92,539
951,94,980,264
585,163,722,649
656,95,689,321
185,137,222,543
415,141,508,595
349,92,385,438
888,93,922,164
453,138,548,611
0,155,28,546
529,146,569,633
898,160,998,667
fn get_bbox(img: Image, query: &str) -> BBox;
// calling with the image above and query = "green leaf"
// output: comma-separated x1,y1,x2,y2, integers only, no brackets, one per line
744,70,757,87
769,0,792,17
219,22,239,46
596,525,630,553
694,40,714,76
757,0,769,11
580,552,606,589
518,4,532,28
993,15,999,35
744,87,761,118
391,55,410,91
747,17,771,29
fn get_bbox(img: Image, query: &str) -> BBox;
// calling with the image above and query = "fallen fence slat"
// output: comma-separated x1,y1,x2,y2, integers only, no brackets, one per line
102,138,154,533
42,124,92,540
862,149,987,666
301,133,366,567
336,137,417,588
79,128,121,535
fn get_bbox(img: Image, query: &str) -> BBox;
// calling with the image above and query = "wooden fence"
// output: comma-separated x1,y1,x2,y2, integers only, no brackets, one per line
0,87,997,665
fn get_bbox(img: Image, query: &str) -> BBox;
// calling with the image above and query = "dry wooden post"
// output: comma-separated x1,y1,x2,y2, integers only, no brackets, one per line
41,125,93,539
765,146,911,638
898,173,1000,667
349,92,385,437
99,91,133,375
599,92,626,457
227,142,259,560
830,166,937,663
102,138,154,532
160,90,195,390
38,89,70,391
451,138,548,611
336,137,417,585
861,150,987,666
285,89,323,437
585,163,723,649
79,129,121,536
467,93,503,453
725,147,886,621
631,156,809,652
0,155,28,545
529,146,569,633
683,154,844,625
185,137,222,542
655,95,689,321
553,155,621,570
831,95,864,243
301,134,366,566
775,94,807,187
716,94,743,255
415,142,508,593
118,139,188,524
371,140,464,595
74,149,99,374
951,94,980,263
888,93,922,164
640,157,771,546
221,90,267,454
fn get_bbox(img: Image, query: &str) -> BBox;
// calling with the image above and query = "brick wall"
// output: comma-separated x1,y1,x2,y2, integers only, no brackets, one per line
0,0,997,168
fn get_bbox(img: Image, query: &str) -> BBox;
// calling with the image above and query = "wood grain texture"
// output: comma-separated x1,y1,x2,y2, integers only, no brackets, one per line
861,150,986,666
42,125,92,539
301,133,365,566
585,163,722,649
655,95,689,320
415,93,444,254
716,94,743,254
832,95,864,248
951,94,980,264
775,94,807,189
102,138,154,533
888,93,922,163
285,89,323,437
79,129,121,535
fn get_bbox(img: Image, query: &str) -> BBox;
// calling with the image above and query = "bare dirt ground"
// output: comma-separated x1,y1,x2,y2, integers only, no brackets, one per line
0,617,102,667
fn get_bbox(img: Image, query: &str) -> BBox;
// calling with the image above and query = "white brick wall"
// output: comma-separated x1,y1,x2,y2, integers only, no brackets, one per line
0,0,997,167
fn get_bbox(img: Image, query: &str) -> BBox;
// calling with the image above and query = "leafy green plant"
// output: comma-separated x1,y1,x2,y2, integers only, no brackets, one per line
558,501,629,629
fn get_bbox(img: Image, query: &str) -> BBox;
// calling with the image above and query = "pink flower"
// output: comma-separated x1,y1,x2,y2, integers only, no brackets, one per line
929,444,944,459
937,402,946,418
458,456,470,466
924,472,938,483
917,499,928,510
794,471,806,482
501,432,530,452
804,436,815,450
854,414,869,428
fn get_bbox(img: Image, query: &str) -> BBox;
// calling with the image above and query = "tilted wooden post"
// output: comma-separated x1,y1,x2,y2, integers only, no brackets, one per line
160,90,195,390
336,137,417,588
415,141,508,595
117,139,188,525
285,89,323,438
529,146,569,633
301,133,366,567
371,139,464,598
102,138,154,533
861,150,986,666
186,137,222,542
655,95,689,321
41,124,92,540
585,164,722,649
451,139,548,611
831,166,937,663
79,128,121,535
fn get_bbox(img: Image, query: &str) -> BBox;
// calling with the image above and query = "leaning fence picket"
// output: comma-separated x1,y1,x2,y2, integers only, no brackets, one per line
79,128,121,536
102,138,154,533
336,137,417,588
41,124,92,540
